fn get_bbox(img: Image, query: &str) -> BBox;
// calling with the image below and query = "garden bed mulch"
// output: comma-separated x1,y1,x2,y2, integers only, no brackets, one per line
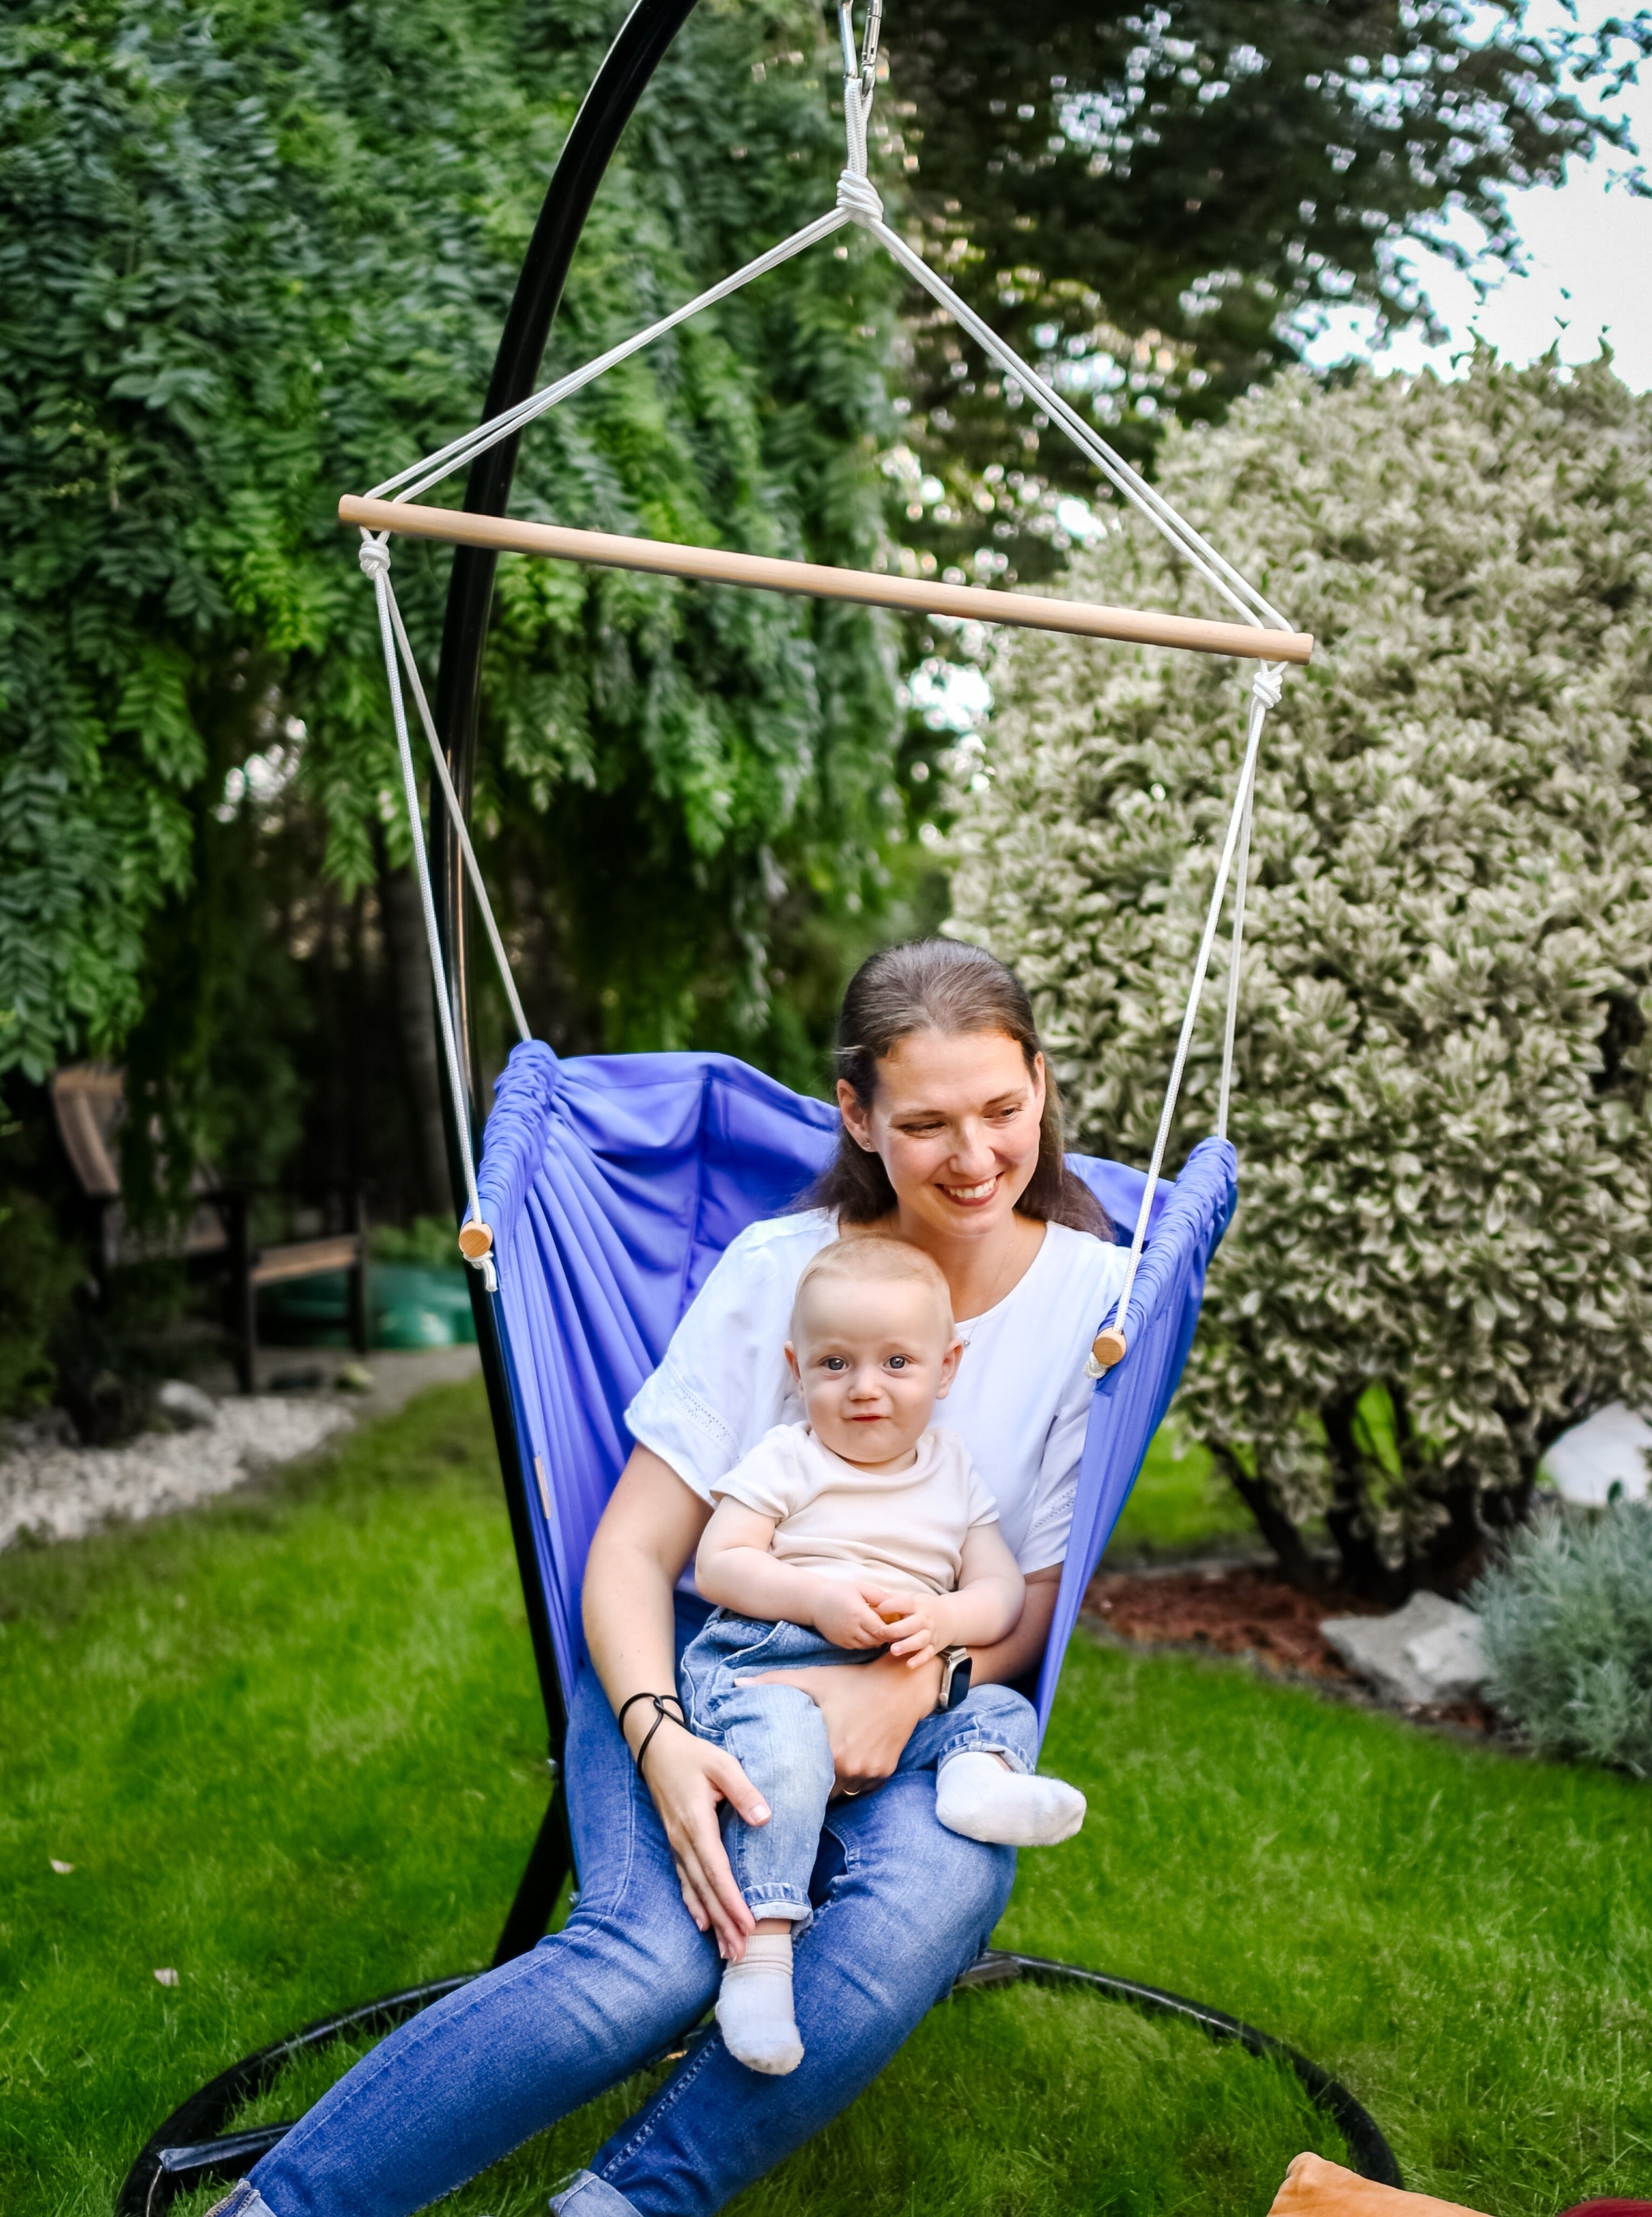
1083,1562,1496,1735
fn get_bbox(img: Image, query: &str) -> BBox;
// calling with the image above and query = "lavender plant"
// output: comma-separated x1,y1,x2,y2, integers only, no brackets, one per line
1475,1503,1652,1775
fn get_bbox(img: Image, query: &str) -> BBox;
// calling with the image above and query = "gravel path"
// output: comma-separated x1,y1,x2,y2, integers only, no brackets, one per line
0,1398,354,1553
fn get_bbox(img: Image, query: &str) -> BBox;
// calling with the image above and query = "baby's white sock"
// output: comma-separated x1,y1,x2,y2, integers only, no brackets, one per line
716,1931,803,2076
935,1750,1087,1846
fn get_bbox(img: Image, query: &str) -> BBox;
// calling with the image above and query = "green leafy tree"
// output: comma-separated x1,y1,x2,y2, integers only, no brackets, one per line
1,0,902,1172
949,356,1652,1596
878,0,1650,585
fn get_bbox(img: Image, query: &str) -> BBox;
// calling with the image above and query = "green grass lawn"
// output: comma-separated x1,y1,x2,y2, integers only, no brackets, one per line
3,1384,1650,2217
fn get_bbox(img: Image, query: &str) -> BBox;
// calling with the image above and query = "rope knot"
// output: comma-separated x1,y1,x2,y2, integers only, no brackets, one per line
358,533,392,582
1251,660,1285,712
835,169,884,224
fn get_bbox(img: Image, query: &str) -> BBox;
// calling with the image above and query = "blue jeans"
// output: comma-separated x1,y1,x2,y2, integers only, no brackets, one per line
680,1611,1034,1926
231,1597,1022,2217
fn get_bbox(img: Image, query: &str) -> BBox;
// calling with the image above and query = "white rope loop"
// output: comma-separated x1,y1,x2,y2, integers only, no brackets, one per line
361,532,499,1288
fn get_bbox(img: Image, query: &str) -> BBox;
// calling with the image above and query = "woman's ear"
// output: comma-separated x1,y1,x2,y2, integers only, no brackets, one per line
1029,1050,1047,1113
934,1334,965,1400
836,1077,877,1152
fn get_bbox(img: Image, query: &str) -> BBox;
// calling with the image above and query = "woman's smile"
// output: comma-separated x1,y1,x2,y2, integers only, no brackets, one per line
938,1174,1001,1207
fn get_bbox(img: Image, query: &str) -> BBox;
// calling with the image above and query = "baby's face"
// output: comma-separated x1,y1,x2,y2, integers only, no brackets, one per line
786,1274,961,1469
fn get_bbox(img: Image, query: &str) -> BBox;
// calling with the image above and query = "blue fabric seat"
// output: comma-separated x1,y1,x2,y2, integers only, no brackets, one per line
475,1039,1237,1729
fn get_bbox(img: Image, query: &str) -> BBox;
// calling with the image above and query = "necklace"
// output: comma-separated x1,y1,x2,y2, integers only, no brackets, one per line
955,1216,1040,1345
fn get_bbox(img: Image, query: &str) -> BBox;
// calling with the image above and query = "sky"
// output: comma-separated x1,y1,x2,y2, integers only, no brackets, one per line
1300,1,1652,391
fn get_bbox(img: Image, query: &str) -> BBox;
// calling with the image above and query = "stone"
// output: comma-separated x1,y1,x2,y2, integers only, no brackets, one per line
1541,1399,1652,1507
1321,1590,1487,1708
154,1379,218,1431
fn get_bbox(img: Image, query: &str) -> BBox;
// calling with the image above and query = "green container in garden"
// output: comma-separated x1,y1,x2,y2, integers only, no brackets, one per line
258,1264,478,1351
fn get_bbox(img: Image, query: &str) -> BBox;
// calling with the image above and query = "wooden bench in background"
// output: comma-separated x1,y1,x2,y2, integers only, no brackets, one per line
49,1065,370,1394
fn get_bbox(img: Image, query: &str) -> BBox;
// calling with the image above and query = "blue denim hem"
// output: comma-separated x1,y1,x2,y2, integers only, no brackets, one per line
935,1733,1029,1776
739,1882,811,1924
206,2183,280,2217
552,2166,645,2217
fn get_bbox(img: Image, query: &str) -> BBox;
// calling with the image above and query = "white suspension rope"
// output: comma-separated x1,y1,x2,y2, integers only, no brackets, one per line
864,219,1281,630
366,208,851,510
1087,662,1282,1374
382,588,532,1047
355,0,1286,637
1215,761,1256,1145
360,535,498,1288
348,0,1297,1330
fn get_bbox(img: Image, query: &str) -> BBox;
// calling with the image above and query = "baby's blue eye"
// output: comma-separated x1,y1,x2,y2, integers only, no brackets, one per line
887,1354,909,1370
822,1355,848,1372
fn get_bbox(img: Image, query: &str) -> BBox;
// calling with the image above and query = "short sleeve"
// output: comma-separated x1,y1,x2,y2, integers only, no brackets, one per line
932,1429,1000,1532
623,1216,823,1502
711,1426,814,1520
1015,1396,1090,1572
963,1460,1001,1531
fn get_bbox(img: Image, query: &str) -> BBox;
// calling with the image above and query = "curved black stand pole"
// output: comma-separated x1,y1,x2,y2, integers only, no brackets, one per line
117,6,1405,2206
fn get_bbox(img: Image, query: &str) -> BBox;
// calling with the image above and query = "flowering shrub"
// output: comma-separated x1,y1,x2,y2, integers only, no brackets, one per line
949,358,1652,1593
1474,1502,1652,1774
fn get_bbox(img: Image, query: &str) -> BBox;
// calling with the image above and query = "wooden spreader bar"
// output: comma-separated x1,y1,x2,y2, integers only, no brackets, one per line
339,496,1313,666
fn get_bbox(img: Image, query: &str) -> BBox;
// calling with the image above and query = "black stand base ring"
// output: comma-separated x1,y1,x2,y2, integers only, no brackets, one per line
116,1949,1399,2213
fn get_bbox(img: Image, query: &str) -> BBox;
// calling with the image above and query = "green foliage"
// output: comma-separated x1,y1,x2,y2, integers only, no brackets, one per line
0,1190,84,1417
880,0,1649,584
1475,1502,1652,1775
950,356,1652,1592
1107,1416,1252,1561
1,0,901,1135
370,1214,467,1269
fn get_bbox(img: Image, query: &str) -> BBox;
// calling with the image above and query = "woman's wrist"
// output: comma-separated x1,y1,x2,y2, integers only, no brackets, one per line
615,1688,687,1771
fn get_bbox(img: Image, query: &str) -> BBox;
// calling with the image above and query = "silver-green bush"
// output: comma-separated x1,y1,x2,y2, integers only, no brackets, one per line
1474,1503,1652,1773
948,356,1652,1592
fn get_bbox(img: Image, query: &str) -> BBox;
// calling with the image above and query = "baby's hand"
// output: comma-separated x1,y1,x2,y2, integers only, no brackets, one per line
811,1580,896,1651
874,1589,955,1669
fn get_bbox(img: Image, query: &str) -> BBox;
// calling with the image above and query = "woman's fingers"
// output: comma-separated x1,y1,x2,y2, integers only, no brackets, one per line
638,1729,757,1954
706,1744,770,1828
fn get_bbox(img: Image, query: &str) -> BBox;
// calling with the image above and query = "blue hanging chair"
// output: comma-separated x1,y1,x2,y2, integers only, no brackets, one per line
478,1038,1234,1738
117,5,1399,2206
119,1034,1401,2215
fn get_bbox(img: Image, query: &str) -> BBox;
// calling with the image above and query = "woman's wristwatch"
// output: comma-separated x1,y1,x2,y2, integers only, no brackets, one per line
934,1645,972,1713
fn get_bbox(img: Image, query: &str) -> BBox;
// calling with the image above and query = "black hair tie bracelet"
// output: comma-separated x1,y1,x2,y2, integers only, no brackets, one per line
617,1690,688,1777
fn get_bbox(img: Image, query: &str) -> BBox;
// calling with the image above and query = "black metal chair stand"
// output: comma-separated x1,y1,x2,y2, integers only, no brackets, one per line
116,6,1401,2208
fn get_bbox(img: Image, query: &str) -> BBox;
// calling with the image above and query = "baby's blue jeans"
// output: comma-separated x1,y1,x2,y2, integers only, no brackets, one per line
679,1610,1037,1926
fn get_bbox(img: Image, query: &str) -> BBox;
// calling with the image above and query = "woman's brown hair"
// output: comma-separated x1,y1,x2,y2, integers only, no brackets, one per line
811,939,1113,1238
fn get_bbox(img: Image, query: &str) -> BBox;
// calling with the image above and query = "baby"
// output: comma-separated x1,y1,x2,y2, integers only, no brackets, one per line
681,1235,1086,2077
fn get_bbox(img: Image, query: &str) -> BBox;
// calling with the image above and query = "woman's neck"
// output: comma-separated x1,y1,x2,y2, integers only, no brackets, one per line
877,1207,1047,1323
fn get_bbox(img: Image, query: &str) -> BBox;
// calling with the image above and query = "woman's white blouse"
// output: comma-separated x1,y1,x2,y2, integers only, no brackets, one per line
624,1209,1130,1575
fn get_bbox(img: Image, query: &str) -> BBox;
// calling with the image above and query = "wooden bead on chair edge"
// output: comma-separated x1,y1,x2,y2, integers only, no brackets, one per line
1091,1326,1128,1371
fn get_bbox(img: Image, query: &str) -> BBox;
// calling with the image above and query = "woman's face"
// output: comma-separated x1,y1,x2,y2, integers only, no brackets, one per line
838,1028,1046,1246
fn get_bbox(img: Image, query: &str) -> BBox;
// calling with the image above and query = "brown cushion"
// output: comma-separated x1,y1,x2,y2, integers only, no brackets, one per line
1268,2153,1493,2217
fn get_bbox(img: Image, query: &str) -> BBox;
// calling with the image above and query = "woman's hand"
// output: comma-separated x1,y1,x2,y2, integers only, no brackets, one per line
757,1648,942,1795
624,1707,768,1962
585,1447,765,1960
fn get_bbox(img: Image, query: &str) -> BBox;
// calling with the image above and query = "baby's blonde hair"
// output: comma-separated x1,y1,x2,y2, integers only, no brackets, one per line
792,1236,954,1342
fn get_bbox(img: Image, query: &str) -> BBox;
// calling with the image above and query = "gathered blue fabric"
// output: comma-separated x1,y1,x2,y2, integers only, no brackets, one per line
474,1039,1237,1734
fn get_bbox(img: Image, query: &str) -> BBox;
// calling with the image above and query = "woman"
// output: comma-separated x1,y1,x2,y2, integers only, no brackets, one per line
216,939,1129,2217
